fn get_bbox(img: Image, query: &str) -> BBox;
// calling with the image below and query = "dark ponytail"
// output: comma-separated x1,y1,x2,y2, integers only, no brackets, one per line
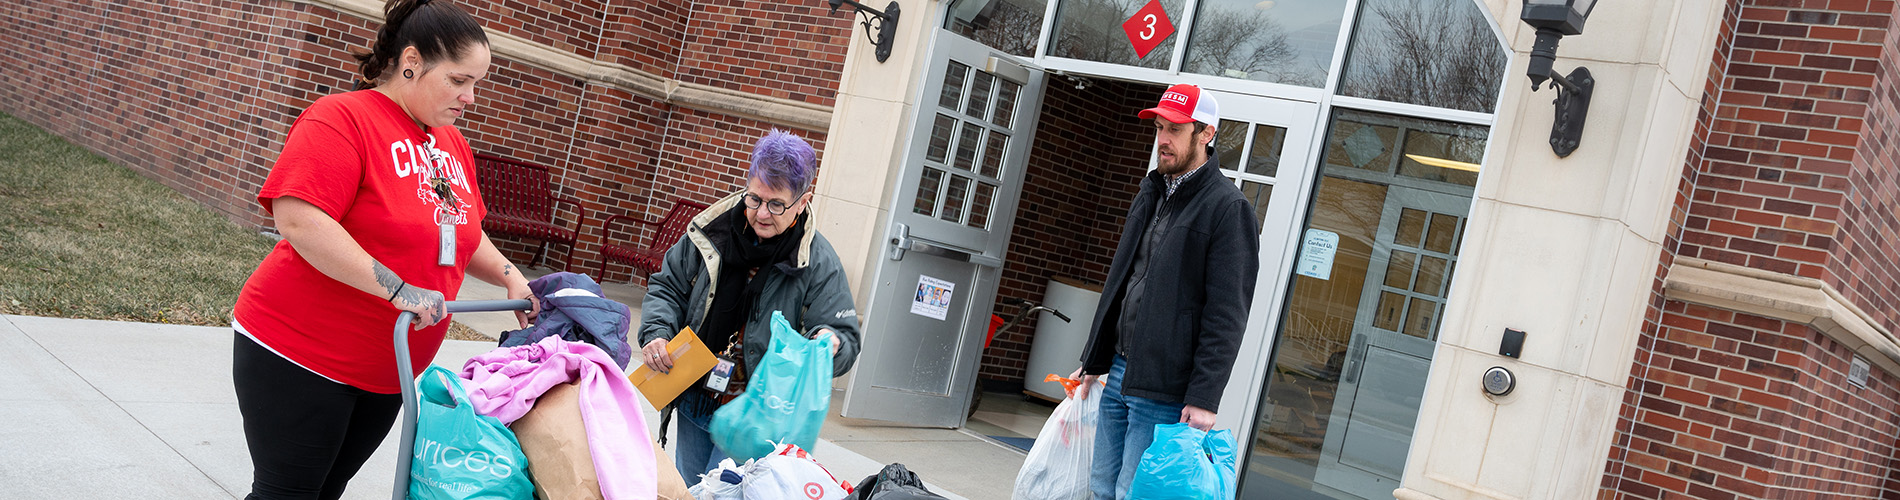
351,0,488,90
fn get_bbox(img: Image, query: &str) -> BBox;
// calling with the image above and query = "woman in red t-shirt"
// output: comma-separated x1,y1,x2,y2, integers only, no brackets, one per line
229,1,538,498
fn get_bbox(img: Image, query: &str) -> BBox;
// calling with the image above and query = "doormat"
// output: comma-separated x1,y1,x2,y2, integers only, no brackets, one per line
989,435,1035,452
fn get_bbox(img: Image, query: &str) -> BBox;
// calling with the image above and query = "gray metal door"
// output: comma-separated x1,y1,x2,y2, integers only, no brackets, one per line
841,30,1045,428
1313,185,1468,496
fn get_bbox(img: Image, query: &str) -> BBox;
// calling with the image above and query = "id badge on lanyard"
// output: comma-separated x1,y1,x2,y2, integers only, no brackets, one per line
422,133,458,267
438,221,455,266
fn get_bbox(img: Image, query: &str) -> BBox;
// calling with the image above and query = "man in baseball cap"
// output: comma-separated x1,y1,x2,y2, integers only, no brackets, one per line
1071,83,1260,499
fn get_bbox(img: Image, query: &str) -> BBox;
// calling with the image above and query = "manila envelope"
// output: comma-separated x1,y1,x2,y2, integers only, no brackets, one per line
626,327,718,409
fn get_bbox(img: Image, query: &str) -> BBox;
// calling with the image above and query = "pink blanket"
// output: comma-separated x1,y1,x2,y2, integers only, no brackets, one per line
460,335,656,500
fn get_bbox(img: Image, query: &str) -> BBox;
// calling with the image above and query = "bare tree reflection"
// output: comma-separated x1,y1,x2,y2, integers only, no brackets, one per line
1051,0,1178,69
950,0,1046,58
1182,7,1330,87
1339,0,1506,113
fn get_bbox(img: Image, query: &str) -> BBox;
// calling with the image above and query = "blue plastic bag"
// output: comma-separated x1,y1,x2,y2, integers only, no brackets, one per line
710,311,834,462
1126,423,1238,500
410,366,535,500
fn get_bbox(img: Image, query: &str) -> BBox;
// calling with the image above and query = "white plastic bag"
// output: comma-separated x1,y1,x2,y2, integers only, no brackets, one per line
1012,389,1101,500
688,458,746,500
742,443,851,500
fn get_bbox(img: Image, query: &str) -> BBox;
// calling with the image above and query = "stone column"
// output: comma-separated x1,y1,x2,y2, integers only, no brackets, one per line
1395,1,1729,498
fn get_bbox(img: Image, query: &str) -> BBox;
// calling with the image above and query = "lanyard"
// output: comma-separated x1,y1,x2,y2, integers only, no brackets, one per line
419,133,459,267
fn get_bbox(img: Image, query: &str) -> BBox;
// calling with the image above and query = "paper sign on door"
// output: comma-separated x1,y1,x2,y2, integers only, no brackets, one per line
1297,229,1339,280
910,275,955,321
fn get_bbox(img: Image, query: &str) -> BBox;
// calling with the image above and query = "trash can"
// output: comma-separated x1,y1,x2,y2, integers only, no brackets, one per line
1023,276,1102,401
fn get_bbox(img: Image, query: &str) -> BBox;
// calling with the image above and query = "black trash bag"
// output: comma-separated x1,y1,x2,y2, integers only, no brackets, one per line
844,463,948,500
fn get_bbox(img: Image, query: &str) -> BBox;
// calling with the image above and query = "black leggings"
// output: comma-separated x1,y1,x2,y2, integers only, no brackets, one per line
233,332,403,500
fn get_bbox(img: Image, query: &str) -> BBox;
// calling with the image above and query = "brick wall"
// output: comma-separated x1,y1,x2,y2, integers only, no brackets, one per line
0,0,851,284
1672,0,1895,281
979,79,1161,385
1608,302,1900,498
1604,0,1900,497
1830,2,1900,332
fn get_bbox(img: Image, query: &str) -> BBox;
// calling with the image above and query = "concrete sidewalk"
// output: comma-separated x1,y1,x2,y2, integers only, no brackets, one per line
0,275,1027,499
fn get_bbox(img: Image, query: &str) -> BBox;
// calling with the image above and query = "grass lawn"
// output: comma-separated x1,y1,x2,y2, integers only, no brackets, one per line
0,111,276,325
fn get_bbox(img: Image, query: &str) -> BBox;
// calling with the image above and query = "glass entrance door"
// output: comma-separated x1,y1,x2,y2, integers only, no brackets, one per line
1238,108,1487,499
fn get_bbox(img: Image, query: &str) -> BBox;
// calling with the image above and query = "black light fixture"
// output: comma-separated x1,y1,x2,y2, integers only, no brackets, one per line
1521,0,1597,157
828,0,901,63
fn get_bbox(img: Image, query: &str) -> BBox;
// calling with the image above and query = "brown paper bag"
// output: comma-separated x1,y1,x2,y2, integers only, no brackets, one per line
512,383,601,500
653,434,690,499
510,383,693,500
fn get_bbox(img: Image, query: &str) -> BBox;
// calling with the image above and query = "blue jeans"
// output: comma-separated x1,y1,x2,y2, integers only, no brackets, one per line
672,389,731,483
1091,355,1186,500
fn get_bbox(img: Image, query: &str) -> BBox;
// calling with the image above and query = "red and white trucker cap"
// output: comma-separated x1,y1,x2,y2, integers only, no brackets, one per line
1138,84,1219,126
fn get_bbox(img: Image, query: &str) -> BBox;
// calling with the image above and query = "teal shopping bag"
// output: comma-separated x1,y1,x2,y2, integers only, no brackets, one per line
1126,423,1239,500
409,366,535,500
709,311,833,462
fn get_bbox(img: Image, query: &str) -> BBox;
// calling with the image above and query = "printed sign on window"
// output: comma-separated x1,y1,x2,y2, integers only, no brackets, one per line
1297,229,1339,280
910,275,956,321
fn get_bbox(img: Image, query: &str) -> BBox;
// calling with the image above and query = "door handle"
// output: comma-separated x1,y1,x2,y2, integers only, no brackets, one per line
888,223,1003,268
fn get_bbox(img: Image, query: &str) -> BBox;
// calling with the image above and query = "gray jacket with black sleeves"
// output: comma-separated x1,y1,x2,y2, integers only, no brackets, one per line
638,191,862,378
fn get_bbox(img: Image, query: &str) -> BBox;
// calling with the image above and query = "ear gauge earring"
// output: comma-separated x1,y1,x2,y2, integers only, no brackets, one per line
403,68,414,79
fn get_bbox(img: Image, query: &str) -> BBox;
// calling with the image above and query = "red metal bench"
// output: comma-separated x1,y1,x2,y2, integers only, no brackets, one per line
598,198,709,282
472,153,586,271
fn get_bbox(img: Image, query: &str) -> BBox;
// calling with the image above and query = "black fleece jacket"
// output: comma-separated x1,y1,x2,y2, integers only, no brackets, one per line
1080,153,1260,411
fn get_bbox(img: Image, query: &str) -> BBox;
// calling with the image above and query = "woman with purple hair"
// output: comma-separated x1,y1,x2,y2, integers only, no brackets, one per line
635,129,863,480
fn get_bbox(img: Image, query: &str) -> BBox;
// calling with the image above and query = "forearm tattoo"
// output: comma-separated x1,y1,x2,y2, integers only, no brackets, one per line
376,261,445,323
373,261,404,298
502,263,516,277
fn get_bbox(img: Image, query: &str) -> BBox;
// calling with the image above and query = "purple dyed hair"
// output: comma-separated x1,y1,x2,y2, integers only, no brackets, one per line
747,129,817,193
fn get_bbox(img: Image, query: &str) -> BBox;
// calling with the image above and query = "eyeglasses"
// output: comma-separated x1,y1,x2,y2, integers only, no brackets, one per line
743,193,799,215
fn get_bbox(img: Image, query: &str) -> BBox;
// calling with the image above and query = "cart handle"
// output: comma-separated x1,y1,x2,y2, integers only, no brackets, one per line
392,299,532,500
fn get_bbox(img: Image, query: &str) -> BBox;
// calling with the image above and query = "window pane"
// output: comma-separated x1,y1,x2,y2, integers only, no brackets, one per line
1425,213,1459,253
1182,0,1348,88
1414,255,1447,295
945,0,1049,58
940,62,970,111
1403,297,1438,339
1394,208,1425,248
1050,0,1185,70
981,131,1008,178
1215,119,1248,173
966,71,995,120
942,174,973,223
914,168,947,216
1399,128,1483,187
1374,291,1404,331
1383,250,1416,289
993,79,1022,127
1337,0,1508,113
926,114,957,163
1240,180,1272,235
969,182,998,229
1323,117,1397,173
1247,124,1287,177
954,122,983,171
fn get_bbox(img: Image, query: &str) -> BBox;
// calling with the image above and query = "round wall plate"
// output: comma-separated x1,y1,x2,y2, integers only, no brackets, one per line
1482,366,1516,396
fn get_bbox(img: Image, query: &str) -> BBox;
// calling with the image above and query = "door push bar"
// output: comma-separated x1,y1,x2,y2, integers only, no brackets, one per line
887,223,1003,268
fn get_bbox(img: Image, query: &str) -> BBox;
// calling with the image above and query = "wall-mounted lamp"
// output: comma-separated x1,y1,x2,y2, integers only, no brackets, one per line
1521,0,1597,158
827,0,901,63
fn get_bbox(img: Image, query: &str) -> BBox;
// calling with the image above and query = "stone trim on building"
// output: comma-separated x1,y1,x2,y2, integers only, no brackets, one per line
287,0,833,132
1665,256,1900,375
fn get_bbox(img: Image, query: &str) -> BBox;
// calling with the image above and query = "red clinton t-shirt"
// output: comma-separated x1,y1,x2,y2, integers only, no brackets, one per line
235,90,487,394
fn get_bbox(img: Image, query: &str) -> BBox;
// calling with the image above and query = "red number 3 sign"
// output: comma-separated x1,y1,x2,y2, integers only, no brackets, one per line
1121,0,1175,59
